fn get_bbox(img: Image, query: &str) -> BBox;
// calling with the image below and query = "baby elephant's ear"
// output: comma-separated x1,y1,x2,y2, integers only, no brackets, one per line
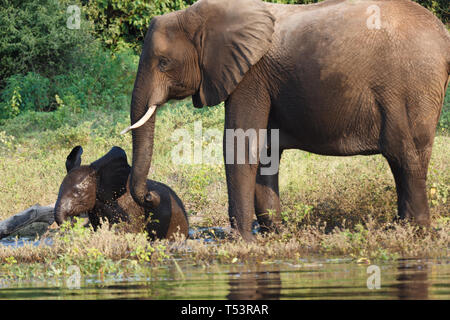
66,146,83,173
90,147,131,202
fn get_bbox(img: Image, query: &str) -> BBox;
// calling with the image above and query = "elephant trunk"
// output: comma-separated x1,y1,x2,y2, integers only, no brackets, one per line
130,109,156,206
128,62,164,206
54,200,66,226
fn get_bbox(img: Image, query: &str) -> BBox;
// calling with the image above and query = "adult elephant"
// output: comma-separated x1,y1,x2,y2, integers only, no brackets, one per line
122,0,450,241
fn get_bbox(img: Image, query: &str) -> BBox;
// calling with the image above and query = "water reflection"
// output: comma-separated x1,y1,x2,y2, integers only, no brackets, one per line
0,259,448,299
227,269,281,300
396,261,429,300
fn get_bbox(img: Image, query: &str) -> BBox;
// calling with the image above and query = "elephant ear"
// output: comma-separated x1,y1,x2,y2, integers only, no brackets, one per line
66,146,83,173
189,0,275,107
90,147,131,202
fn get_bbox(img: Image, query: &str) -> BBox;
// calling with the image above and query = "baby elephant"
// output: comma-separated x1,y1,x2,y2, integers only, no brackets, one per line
54,146,189,240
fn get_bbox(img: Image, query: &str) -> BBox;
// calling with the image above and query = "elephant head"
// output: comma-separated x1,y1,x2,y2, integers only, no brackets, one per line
54,146,131,225
122,0,275,207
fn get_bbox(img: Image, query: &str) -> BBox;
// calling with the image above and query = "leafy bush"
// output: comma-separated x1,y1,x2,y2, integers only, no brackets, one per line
82,0,448,50
0,46,137,120
51,46,138,111
0,0,94,87
268,1,448,25
417,0,449,24
0,83,21,119
0,73,51,119
83,0,196,50
0,0,447,125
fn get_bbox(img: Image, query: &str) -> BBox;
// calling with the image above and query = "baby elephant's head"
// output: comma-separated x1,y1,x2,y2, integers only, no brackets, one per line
54,146,130,225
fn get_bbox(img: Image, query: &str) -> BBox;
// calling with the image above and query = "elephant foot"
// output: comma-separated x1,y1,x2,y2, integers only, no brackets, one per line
393,208,430,229
230,227,255,242
241,231,256,242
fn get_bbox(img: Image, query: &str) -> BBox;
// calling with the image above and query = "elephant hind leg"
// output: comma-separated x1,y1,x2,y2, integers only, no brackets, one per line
255,163,281,233
386,158,430,225
381,107,435,226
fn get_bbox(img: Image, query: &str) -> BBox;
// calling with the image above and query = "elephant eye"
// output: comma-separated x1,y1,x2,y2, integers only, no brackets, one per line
158,57,170,71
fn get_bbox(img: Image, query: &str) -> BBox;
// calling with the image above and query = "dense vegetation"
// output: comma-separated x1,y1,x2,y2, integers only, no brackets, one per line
0,0,450,123
0,0,448,126
0,0,448,273
85,0,450,50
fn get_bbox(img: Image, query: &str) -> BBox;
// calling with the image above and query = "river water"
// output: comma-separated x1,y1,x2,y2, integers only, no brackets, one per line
0,253,448,299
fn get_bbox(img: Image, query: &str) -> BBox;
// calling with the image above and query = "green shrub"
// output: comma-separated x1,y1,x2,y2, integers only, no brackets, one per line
82,0,448,50
267,1,448,25
417,0,449,25
51,46,137,111
0,46,138,121
0,84,21,119
0,0,447,124
0,0,95,88
83,0,196,50
0,73,51,119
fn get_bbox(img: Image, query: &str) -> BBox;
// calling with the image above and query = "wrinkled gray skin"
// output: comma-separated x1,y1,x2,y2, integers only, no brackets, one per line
128,0,450,241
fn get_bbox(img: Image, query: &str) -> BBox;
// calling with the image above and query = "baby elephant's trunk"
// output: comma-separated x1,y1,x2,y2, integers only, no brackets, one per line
53,200,69,226
53,202,65,225
54,208,64,226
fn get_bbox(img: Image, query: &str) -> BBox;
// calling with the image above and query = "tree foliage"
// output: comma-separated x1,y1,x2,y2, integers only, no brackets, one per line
83,0,196,50
83,0,448,50
0,0,94,86
0,0,448,124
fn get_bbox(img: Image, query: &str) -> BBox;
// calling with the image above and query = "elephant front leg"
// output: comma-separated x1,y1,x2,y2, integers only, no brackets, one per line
223,93,272,241
225,162,259,241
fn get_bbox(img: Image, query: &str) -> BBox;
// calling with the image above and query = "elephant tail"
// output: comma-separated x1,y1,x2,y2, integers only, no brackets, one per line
446,52,449,75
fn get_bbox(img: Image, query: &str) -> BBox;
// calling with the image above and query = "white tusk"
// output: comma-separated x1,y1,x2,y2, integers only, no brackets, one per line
120,104,157,135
